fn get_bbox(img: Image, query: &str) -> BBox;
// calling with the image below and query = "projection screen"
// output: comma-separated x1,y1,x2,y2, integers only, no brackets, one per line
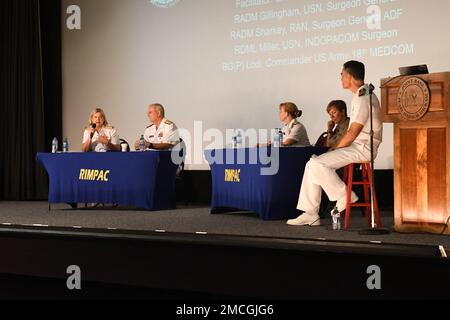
62,0,450,169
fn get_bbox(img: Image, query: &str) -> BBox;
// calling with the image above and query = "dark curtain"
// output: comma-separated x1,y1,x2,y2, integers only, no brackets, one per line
0,0,61,200
40,0,62,154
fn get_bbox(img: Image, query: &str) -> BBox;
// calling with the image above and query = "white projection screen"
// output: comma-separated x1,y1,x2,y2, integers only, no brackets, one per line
62,0,450,170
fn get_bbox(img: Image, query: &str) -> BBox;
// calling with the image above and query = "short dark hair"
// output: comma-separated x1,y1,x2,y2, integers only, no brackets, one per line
326,100,347,117
343,60,365,82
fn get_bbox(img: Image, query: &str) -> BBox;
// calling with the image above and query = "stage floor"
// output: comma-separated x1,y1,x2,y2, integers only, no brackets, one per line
0,201,449,247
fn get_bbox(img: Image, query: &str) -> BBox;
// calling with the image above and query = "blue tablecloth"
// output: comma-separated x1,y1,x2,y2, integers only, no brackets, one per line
36,151,178,210
205,147,328,220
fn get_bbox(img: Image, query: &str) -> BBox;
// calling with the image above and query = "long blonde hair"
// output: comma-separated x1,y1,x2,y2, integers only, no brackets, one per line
88,108,108,126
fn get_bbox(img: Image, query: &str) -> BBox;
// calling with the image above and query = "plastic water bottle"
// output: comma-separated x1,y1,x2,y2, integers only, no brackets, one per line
51,137,58,153
63,138,69,152
272,128,280,147
139,134,145,151
278,129,284,147
331,207,341,230
235,131,242,148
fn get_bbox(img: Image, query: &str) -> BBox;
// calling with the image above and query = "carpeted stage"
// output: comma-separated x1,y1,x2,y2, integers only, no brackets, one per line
1,201,449,246
0,201,449,299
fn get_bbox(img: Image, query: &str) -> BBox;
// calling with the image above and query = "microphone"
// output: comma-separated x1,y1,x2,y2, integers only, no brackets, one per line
90,123,96,139
369,83,375,94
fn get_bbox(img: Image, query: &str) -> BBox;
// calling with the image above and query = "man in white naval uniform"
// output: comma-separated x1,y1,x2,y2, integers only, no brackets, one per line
287,60,383,226
134,103,180,150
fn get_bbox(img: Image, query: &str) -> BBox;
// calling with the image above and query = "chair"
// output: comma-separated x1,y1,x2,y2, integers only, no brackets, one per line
314,132,328,147
175,138,189,206
342,162,382,229
174,138,186,175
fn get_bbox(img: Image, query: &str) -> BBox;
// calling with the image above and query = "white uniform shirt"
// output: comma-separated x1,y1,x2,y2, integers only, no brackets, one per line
282,119,311,147
82,126,119,152
350,84,383,149
144,118,180,146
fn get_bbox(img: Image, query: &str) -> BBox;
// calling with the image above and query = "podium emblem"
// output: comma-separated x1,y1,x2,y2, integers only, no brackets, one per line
397,77,431,121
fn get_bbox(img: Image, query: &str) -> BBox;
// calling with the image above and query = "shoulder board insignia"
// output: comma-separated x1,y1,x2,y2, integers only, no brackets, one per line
164,120,173,125
146,124,155,129
290,120,299,128
358,88,367,97
105,125,114,129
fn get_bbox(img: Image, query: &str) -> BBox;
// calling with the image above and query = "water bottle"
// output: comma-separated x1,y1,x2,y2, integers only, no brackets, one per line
278,129,284,147
63,138,69,152
235,131,242,148
272,128,280,147
51,137,58,153
139,134,145,151
331,207,341,230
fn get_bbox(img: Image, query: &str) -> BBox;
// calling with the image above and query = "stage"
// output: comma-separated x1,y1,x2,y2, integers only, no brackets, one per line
0,201,449,299
1,201,450,246
4,0,450,304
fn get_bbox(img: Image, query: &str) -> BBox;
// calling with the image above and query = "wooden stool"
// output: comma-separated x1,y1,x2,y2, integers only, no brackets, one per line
342,162,382,229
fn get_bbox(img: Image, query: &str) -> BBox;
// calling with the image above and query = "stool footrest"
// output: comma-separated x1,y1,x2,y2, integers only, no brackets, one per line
349,203,371,207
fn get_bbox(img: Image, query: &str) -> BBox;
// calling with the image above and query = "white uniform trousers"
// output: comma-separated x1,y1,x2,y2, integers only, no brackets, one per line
297,143,374,216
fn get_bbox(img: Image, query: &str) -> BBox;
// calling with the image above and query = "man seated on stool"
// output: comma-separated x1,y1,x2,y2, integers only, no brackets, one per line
287,60,383,226
135,103,180,150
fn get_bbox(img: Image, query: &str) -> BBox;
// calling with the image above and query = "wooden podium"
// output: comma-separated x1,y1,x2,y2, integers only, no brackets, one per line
381,72,450,234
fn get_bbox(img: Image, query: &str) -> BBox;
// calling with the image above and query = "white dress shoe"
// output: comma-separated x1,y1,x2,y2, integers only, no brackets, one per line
287,213,321,226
